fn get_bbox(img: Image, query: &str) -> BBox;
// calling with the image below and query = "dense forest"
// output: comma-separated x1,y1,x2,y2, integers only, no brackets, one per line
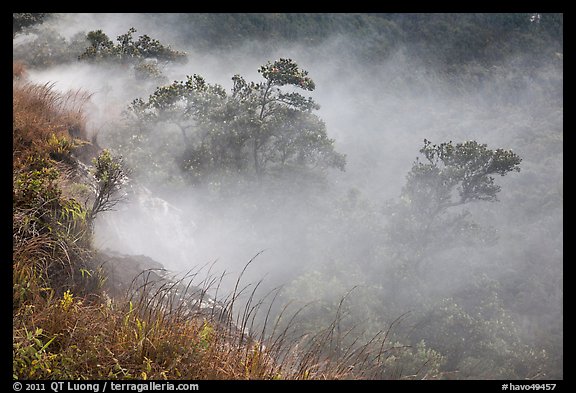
13,13,562,381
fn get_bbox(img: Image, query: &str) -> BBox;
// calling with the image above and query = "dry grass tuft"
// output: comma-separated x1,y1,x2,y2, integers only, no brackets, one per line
13,74,92,171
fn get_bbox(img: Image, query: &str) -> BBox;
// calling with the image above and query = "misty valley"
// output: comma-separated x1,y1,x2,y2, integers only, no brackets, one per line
13,13,562,381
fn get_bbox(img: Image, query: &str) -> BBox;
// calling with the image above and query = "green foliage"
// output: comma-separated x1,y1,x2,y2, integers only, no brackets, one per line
13,327,58,379
163,13,404,61
88,149,129,222
13,29,88,68
80,30,115,59
14,14,562,75
385,140,521,269
405,139,522,212
407,275,550,379
198,320,214,350
134,61,167,84
160,13,561,69
380,340,446,379
13,24,185,75
258,58,316,91
119,58,345,187
79,27,187,65
14,165,62,210
282,136,541,379
13,79,102,315
13,13,48,37
13,154,97,298
46,133,78,161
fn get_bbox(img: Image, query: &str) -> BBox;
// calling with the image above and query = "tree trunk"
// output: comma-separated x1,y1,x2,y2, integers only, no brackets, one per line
253,138,261,176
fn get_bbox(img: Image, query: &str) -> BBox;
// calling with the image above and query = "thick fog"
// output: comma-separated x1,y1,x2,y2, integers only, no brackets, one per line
16,13,562,378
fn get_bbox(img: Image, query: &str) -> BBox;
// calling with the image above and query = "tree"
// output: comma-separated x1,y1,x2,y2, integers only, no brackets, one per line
121,58,345,185
387,139,521,269
79,27,187,65
403,139,521,215
13,13,47,37
221,58,345,177
87,149,129,224
79,30,115,60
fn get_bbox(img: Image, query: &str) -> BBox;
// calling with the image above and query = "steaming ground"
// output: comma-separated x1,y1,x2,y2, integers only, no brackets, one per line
91,48,560,300
25,24,561,282
16,14,562,376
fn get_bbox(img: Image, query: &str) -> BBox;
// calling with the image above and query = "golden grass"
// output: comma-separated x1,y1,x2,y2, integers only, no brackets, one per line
13,71,92,171
13,262,373,379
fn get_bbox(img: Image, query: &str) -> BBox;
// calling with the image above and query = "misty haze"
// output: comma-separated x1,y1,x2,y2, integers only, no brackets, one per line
13,13,562,380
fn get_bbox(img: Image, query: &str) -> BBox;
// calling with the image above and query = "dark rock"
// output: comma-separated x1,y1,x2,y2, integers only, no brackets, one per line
96,249,232,325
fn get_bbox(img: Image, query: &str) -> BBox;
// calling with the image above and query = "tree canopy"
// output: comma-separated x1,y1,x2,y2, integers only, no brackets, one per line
121,58,345,185
79,27,187,65
386,139,522,270
403,139,522,216
13,13,47,37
